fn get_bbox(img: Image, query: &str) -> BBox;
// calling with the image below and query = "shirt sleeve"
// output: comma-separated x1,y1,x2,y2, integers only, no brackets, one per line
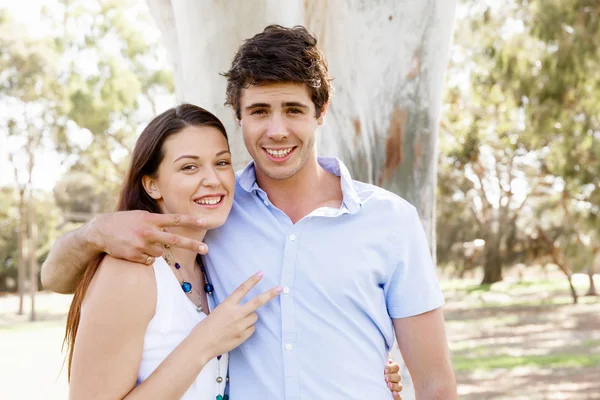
384,205,445,319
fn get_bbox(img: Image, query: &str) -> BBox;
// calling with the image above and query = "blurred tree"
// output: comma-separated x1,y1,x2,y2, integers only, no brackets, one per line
0,1,174,318
0,10,68,320
440,0,599,289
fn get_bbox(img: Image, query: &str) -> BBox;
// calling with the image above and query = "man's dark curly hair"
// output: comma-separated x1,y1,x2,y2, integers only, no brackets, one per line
223,25,332,119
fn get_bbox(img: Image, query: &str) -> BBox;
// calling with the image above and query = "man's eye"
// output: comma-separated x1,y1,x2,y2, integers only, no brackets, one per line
288,108,303,114
250,109,266,115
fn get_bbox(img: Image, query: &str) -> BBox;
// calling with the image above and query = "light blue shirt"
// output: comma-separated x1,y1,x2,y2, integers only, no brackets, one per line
203,157,444,399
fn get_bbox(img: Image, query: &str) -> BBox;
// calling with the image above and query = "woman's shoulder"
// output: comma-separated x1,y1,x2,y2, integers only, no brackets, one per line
84,255,157,319
98,255,156,283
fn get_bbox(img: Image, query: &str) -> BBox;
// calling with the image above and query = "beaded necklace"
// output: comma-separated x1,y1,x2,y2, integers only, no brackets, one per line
162,247,229,399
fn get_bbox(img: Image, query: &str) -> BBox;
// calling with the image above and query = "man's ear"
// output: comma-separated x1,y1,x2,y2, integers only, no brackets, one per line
142,175,162,200
317,102,329,125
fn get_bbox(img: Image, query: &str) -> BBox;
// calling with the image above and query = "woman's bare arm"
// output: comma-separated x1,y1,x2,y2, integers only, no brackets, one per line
69,256,213,399
69,256,282,400
41,211,209,294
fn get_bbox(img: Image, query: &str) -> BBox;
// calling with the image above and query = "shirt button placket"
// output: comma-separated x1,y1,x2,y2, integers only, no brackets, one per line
281,230,300,399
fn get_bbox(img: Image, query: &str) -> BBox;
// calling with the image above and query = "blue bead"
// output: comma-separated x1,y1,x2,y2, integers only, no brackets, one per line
216,395,223,400
205,283,214,294
223,395,229,400
175,262,181,269
181,281,192,293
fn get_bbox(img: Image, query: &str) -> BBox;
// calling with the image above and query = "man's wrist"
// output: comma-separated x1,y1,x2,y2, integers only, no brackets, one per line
83,215,105,255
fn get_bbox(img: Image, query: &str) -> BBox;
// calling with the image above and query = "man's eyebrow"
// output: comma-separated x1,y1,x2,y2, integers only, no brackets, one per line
282,102,310,109
245,102,271,110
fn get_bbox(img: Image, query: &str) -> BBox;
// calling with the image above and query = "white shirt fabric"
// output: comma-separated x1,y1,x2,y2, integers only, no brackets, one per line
136,256,228,399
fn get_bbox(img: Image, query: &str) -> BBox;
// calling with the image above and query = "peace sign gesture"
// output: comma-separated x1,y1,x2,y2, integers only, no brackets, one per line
193,271,282,360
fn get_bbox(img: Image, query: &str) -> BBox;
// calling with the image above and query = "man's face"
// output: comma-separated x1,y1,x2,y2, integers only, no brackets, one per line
238,82,326,182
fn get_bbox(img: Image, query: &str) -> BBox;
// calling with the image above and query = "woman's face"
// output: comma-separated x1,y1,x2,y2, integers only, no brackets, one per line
144,125,235,230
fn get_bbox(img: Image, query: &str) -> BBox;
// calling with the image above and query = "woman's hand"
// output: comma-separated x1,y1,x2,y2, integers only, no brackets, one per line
194,271,282,361
385,359,403,399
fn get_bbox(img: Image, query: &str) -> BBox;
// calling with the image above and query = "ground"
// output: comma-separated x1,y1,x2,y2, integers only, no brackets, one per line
1,268,598,400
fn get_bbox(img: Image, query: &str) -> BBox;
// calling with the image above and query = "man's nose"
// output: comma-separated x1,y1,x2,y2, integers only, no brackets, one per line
266,114,289,141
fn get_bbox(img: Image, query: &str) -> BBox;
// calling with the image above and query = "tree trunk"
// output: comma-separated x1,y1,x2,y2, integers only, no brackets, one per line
28,197,38,321
146,0,457,250
481,230,503,284
17,187,26,316
146,2,457,398
587,247,599,296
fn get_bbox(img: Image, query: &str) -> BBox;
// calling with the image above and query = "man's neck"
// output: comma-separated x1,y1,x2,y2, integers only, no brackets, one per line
256,156,343,223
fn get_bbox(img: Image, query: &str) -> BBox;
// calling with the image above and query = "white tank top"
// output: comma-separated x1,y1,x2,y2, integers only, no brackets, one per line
137,257,228,399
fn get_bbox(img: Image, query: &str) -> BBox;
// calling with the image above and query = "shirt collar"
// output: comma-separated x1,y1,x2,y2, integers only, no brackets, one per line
237,156,362,214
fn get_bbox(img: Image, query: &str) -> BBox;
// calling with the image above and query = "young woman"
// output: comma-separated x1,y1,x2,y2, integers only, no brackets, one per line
64,104,403,399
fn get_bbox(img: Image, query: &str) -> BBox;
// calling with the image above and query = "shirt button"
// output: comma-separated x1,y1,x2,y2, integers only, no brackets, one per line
285,344,293,351
263,200,270,206
283,286,290,294
289,234,296,242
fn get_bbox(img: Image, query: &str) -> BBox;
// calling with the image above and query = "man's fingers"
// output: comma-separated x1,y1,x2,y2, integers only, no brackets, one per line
149,213,206,229
126,251,155,265
144,229,207,254
144,243,164,258
242,285,283,313
226,271,265,304
386,372,401,384
385,362,400,374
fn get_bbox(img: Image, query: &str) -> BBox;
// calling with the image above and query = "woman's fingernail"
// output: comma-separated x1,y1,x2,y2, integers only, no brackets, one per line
276,286,283,293
385,375,389,382
388,382,392,388
199,244,207,252
256,271,264,278
393,392,398,397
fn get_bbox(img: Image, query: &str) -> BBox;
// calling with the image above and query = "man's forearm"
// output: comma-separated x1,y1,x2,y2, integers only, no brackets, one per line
416,376,457,400
41,219,102,294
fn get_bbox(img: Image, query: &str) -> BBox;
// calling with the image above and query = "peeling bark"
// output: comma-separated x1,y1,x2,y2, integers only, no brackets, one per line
383,106,407,182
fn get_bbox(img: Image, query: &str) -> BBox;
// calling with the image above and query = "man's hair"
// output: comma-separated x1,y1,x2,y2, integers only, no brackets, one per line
223,24,332,119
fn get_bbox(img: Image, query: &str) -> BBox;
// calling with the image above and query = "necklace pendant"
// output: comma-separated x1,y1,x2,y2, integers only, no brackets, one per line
204,282,214,294
196,305,203,313
181,281,192,293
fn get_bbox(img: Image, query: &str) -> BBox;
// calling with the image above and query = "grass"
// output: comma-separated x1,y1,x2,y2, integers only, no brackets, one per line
0,319,64,332
453,353,600,372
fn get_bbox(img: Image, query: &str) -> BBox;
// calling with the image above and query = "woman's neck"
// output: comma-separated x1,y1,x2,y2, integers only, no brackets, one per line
162,225,207,270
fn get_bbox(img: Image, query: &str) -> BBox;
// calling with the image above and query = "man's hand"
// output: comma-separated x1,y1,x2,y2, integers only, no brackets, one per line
90,210,208,265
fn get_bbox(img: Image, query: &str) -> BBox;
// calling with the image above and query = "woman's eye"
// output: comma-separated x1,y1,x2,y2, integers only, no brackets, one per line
216,160,231,167
182,164,197,171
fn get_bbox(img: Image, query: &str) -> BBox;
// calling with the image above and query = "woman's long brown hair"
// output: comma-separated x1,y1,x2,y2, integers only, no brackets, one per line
63,104,228,380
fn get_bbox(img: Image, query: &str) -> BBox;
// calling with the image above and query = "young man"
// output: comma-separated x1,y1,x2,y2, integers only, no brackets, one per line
42,25,456,399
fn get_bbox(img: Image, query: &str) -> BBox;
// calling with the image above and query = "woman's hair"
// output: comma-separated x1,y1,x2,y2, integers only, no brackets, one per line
223,24,332,120
63,104,228,380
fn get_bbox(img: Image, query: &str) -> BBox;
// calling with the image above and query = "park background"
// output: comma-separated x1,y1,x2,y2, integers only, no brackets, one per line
1,0,599,399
